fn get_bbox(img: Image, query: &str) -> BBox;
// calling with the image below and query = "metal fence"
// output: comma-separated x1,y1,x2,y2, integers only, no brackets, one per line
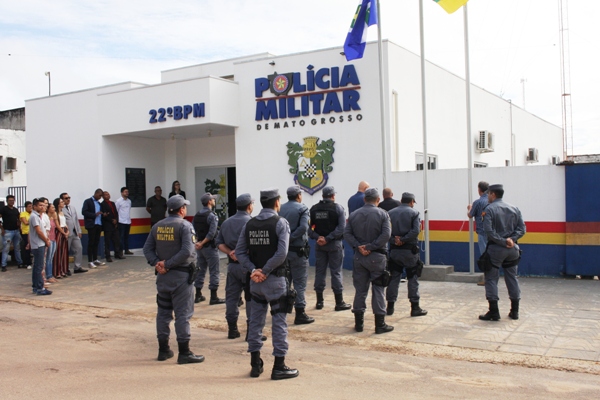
7,186,27,212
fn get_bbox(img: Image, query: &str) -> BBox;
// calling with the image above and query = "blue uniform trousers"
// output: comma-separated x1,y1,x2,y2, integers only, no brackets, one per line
287,251,308,308
385,249,420,303
484,244,521,301
194,246,220,290
248,274,288,357
156,270,195,343
314,240,344,294
351,252,387,315
225,262,251,324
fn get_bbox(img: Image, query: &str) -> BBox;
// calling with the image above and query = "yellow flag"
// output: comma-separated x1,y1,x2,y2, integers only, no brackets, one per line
433,0,469,14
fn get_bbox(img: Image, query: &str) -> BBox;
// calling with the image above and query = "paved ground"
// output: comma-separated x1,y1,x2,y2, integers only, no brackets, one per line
1,252,599,378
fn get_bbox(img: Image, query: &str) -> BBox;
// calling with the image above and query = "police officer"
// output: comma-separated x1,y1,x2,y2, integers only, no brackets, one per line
142,195,204,364
386,192,428,318
236,188,299,380
193,192,225,305
216,193,266,340
279,186,315,325
479,184,526,321
344,188,392,334
308,186,351,311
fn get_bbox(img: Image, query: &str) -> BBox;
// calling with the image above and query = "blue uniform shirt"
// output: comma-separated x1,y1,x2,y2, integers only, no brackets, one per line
344,203,391,251
347,191,365,215
483,198,526,247
279,200,309,247
215,210,251,250
469,193,488,234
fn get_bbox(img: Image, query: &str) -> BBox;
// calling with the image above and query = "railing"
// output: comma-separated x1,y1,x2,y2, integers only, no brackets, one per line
7,186,27,212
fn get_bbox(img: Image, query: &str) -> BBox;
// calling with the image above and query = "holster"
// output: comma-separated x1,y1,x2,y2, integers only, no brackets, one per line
244,271,252,301
188,262,199,284
269,288,296,315
290,244,310,259
372,269,391,287
477,251,494,272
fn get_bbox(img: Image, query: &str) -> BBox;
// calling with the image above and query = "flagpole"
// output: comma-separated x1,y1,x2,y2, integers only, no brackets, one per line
463,4,475,274
418,0,430,265
376,0,387,188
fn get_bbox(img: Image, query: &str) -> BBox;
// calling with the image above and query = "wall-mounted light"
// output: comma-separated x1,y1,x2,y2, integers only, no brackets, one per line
340,51,345,56
269,61,275,66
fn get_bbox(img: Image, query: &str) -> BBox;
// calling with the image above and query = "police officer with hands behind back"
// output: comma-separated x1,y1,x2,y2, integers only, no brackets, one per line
479,184,526,321
344,188,393,334
308,186,351,311
236,188,299,380
279,186,315,325
142,195,205,365
386,192,428,318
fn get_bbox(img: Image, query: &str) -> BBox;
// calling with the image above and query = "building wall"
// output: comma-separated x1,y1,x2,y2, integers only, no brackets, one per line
0,108,27,199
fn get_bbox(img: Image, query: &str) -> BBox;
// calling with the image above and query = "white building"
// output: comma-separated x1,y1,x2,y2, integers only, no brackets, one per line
0,108,27,204
25,41,562,246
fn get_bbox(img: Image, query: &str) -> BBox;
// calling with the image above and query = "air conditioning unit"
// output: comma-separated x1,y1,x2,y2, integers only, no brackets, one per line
5,157,17,172
551,155,561,165
526,148,539,163
476,130,494,153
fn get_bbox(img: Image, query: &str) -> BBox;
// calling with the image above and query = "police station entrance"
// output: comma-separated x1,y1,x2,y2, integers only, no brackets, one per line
194,166,237,225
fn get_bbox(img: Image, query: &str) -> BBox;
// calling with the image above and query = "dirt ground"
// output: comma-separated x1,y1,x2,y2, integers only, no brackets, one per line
1,300,599,400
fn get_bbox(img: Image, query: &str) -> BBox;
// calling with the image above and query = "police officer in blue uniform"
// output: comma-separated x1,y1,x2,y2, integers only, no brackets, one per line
193,193,225,305
216,193,262,340
344,188,393,334
142,195,204,364
386,192,428,317
308,186,351,311
479,184,526,321
279,186,315,325
236,188,299,380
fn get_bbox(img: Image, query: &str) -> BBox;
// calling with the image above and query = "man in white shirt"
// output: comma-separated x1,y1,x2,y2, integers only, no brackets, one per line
115,187,133,255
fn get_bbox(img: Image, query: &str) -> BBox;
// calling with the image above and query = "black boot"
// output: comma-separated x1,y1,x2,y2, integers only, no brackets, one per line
375,314,394,334
250,351,264,378
209,289,225,305
479,300,501,321
271,356,299,380
157,339,174,361
294,307,315,325
194,288,205,303
354,311,364,332
176,341,205,364
410,301,428,317
316,291,324,310
228,320,241,339
508,299,519,320
386,301,395,316
245,321,267,342
334,293,351,311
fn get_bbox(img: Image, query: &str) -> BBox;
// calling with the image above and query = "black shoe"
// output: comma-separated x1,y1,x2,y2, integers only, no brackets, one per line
479,300,501,321
410,302,428,317
73,268,88,273
354,311,364,332
106,257,113,263
386,301,395,316
228,321,241,339
271,357,299,380
157,349,174,361
177,352,205,364
18,264,25,269
115,254,126,260
195,288,206,303
66,269,72,276
375,314,394,334
209,289,225,305
508,299,519,320
294,308,315,325
316,292,324,310
124,250,134,255
1,267,6,272
334,293,351,311
250,351,264,378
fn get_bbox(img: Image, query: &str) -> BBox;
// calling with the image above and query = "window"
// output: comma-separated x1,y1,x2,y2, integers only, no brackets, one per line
415,153,437,170
474,162,487,168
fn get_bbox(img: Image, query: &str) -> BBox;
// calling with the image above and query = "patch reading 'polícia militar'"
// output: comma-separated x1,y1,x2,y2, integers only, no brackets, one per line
287,136,335,195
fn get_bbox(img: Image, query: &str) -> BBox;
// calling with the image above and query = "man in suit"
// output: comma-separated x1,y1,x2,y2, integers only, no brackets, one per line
101,191,125,262
60,192,87,274
82,188,106,269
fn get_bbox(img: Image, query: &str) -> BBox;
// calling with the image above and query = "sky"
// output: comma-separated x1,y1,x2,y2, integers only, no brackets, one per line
1,0,597,155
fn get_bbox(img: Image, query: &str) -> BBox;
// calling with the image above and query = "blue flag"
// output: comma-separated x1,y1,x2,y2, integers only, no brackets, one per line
343,0,378,61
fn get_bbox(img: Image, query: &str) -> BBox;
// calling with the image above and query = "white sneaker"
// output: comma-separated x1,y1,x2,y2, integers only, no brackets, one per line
89,262,98,269
27,265,32,270
94,259,106,266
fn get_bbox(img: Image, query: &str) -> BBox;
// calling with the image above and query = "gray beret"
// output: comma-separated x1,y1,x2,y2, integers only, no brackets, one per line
201,192,217,205
236,193,254,207
167,194,190,211
364,187,380,199
260,188,280,201
488,184,503,192
401,192,416,203
322,186,336,197
286,186,302,197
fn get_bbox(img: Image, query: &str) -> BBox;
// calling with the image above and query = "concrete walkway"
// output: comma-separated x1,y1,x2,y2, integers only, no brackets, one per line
1,253,599,371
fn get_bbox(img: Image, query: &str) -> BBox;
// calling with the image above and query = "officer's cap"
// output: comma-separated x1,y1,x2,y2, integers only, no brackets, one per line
488,184,503,192
260,188,280,202
322,186,336,198
364,187,380,200
401,192,417,203
201,192,217,205
286,185,302,197
167,194,190,211
236,193,254,207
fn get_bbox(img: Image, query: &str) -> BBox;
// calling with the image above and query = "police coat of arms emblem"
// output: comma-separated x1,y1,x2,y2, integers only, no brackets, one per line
287,137,335,195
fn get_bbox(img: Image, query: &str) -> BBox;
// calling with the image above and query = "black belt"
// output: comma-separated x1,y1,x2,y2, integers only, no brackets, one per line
390,243,415,251
289,245,307,252
169,266,191,273
272,266,287,277
228,256,239,264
